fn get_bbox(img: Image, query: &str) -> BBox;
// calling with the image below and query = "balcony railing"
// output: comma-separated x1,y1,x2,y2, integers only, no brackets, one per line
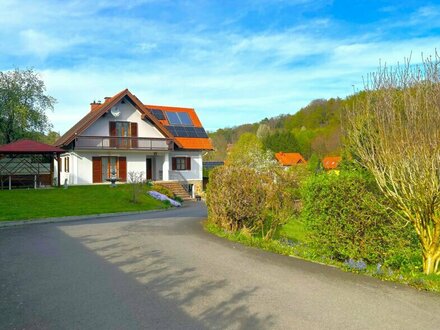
74,136,174,151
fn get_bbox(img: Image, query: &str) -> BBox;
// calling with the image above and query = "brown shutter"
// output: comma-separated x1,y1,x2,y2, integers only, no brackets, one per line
130,122,138,148
119,157,127,182
186,157,191,170
109,122,116,147
172,157,177,170
92,157,102,183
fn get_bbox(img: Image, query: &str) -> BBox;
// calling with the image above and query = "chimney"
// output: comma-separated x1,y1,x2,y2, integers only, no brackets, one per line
90,100,101,111
104,97,111,102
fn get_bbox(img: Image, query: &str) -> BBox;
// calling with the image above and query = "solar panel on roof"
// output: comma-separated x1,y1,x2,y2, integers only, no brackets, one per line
150,109,165,120
165,111,194,126
166,126,177,135
186,127,196,136
195,127,208,138
178,112,192,125
175,126,188,137
164,125,207,138
166,111,181,125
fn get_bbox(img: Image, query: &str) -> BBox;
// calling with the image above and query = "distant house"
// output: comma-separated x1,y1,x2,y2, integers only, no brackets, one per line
322,156,342,171
275,152,307,166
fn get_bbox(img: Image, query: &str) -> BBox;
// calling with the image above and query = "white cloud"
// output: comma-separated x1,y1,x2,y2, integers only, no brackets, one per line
19,29,84,58
1,1,440,133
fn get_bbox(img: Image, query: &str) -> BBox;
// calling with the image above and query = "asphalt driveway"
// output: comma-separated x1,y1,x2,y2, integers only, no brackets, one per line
1,202,439,329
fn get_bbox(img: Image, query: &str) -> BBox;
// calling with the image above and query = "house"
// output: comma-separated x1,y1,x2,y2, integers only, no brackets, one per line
322,156,342,171
275,152,307,166
55,89,213,196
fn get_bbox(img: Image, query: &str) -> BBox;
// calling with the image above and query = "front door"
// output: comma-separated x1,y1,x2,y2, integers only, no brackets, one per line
146,158,153,180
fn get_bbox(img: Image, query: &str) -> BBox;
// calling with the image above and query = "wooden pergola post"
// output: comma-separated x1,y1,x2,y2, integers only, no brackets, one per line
57,156,61,187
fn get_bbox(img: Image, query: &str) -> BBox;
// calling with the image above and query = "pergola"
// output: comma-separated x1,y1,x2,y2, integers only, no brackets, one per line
0,139,64,190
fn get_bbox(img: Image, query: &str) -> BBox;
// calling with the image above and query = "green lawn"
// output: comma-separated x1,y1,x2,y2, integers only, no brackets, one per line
0,184,167,221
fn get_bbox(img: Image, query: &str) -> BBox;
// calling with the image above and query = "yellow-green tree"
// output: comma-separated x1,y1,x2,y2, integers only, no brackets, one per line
346,52,440,274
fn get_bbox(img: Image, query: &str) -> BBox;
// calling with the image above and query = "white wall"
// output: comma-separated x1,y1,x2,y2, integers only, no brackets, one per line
81,100,165,138
169,151,203,181
66,151,173,184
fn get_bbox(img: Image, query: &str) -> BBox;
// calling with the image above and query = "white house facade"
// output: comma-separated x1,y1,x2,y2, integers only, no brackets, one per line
55,89,213,196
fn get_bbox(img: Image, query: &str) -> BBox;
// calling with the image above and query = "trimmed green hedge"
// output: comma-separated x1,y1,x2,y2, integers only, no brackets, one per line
301,171,419,267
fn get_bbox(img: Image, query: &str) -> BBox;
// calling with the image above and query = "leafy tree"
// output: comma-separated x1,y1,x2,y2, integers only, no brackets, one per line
307,153,321,173
226,133,276,171
262,130,299,153
0,68,56,144
256,123,271,140
346,53,440,274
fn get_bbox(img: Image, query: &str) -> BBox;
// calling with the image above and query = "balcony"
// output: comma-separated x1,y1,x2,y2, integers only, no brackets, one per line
74,136,174,151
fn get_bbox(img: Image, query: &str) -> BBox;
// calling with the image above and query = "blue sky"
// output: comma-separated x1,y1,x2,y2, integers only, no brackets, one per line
1,0,440,134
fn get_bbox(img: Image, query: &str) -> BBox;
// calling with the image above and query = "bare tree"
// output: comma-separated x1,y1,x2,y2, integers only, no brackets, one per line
128,171,144,203
346,51,440,274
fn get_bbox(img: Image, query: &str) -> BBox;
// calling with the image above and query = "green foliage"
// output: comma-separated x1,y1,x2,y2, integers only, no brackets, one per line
0,68,56,144
205,97,346,162
207,166,268,233
307,153,321,173
207,145,300,240
151,184,175,199
262,130,299,153
226,133,277,171
301,171,418,265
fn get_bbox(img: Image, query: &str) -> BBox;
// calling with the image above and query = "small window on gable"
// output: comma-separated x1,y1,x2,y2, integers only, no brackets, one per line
64,157,70,173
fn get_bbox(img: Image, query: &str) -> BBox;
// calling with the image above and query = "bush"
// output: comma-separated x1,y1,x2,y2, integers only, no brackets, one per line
206,165,300,240
151,184,175,199
301,171,418,265
207,166,266,232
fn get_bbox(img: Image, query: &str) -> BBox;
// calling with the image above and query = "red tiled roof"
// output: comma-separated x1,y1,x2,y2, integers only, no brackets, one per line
0,139,65,154
175,137,213,150
322,156,342,170
275,152,306,166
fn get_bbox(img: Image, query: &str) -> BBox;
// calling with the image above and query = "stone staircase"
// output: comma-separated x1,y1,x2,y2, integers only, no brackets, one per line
155,181,193,201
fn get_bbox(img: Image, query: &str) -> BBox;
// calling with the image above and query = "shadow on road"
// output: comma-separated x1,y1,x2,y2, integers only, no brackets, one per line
66,220,275,329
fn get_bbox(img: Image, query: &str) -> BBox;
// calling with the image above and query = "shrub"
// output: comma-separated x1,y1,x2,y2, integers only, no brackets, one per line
151,184,175,199
301,171,418,265
207,166,267,233
206,165,299,240
128,171,144,203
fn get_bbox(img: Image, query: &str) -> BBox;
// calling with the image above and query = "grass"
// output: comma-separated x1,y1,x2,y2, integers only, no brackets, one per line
0,184,167,221
205,218,440,293
278,218,309,243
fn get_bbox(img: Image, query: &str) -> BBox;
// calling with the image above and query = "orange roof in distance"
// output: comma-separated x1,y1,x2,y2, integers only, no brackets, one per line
322,156,342,170
275,152,306,166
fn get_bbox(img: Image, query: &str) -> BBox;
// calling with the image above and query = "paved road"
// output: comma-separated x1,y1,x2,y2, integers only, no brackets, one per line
1,203,440,329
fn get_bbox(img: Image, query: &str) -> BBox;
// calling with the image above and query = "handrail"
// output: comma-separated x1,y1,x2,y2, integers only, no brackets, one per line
169,170,192,196
74,136,174,151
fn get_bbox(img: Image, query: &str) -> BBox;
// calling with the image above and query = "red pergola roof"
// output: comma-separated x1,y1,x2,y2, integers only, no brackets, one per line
0,139,65,154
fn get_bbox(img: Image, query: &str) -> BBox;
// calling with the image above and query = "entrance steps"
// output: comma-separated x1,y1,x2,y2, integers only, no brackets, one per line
154,181,193,201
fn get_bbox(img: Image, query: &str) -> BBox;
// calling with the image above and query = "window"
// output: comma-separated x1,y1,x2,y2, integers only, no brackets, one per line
64,157,70,173
172,157,191,171
92,156,127,183
109,122,138,148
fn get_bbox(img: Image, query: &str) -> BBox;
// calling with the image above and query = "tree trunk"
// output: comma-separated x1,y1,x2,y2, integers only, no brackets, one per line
422,249,440,274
